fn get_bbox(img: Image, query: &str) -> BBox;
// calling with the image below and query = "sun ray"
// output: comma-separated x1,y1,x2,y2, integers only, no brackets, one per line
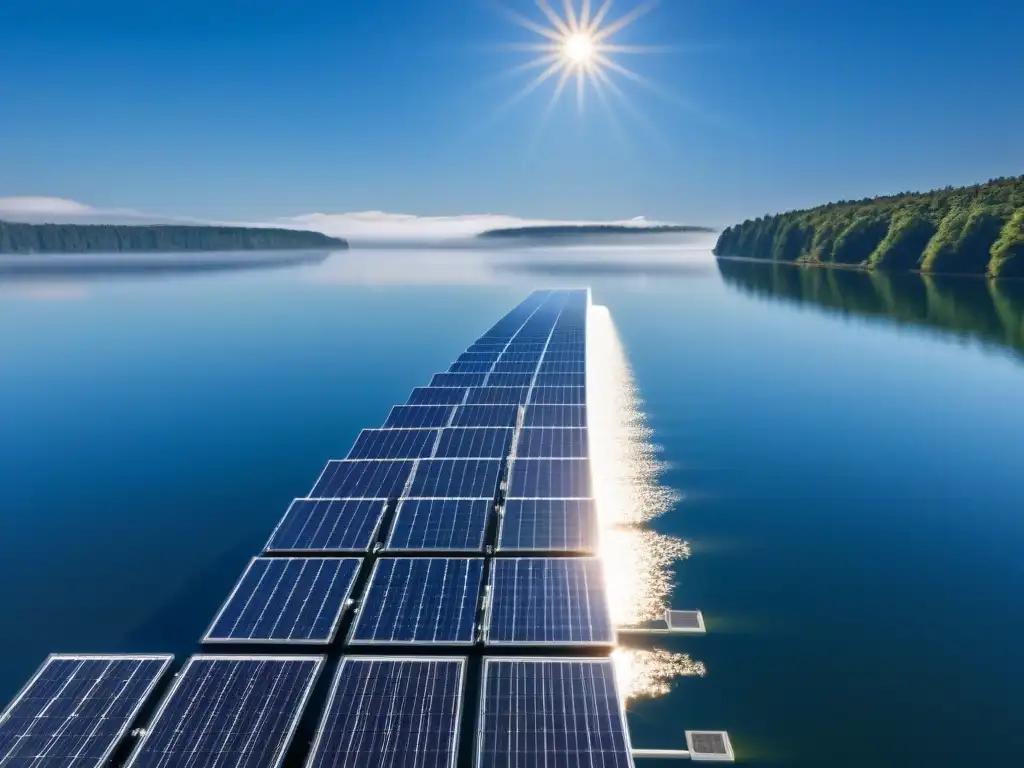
580,0,592,30
535,0,572,37
576,66,586,112
502,58,567,110
562,0,579,32
592,0,659,43
587,0,615,35
492,42,560,53
497,4,564,43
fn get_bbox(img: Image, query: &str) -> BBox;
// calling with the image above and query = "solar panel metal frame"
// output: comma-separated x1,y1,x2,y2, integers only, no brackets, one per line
347,557,485,646
124,655,324,768
307,656,468,768
201,556,362,645
264,498,387,554
483,557,614,647
0,654,174,768
385,498,492,553
473,657,636,768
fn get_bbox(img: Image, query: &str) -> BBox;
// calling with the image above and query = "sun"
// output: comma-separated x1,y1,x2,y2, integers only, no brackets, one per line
498,0,661,113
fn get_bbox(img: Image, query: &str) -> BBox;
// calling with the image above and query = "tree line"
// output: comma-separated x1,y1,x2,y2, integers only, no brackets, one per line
0,222,347,254
714,175,1024,278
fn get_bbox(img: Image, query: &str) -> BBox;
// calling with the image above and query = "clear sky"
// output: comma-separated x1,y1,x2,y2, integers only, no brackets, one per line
1,0,1022,226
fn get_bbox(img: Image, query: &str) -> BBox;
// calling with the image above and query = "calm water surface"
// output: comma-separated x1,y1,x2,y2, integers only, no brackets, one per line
2,246,1023,766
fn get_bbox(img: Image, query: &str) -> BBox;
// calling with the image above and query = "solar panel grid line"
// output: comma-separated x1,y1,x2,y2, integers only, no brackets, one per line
406,458,504,499
405,387,468,406
306,657,467,768
124,655,324,768
202,557,362,644
473,658,635,768
345,429,439,460
385,499,492,552
308,460,416,499
515,427,589,458
495,499,601,554
264,498,387,554
0,654,174,768
432,428,514,459
507,458,593,498
382,405,455,430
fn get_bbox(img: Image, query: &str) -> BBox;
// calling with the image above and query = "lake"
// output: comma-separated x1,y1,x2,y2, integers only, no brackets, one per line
2,244,1023,766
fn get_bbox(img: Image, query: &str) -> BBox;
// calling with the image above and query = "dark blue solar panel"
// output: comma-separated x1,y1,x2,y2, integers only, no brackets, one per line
308,658,465,768
347,429,438,459
515,428,588,458
126,657,322,768
485,373,535,388
533,372,586,388
502,344,547,354
430,373,487,388
310,460,415,498
448,361,493,374
496,352,542,364
529,386,586,405
408,458,503,497
539,360,586,374
490,362,538,375
204,557,361,643
451,404,519,428
523,405,587,428
434,428,513,458
456,352,501,364
387,499,491,551
508,459,592,498
465,386,530,405
485,558,613,645
349,558,484,644
0,655,172,768
497,499,599,553
406,387,468,406
476,659,632,768
539,350,586,363
468,343,508,354
265,499,386,553
383,406,454,429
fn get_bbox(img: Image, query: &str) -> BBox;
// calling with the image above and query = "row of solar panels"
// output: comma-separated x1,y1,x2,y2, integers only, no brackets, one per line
0,653,633,768
202,555,613,645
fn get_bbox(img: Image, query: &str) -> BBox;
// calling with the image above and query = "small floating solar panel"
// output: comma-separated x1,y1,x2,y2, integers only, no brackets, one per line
408,458,503,498
307,658,466,768
204,557,361,644
475,658,633,768
485,373,534,388
465,386,529,405
529,386,586,405
387,499,491,552
448,361,493,374
497,499,599,553
125,656,322,768
451,404,519,428
266,498,386,553
533,372,586,388
383,405,454,429
508,458,592,498
686,732,735,762
347,429,438,459
516,428,588,458
523,404,587,428
0,654,172,768
406,387,467,406
434,428,513,458
666,610,707,634
430,372,487,388
310,460,415,498
485,558,613,646
349,558,484,644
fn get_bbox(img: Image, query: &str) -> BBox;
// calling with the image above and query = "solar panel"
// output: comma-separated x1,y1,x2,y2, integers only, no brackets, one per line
203,557,361,644
515,428,588,458
495,352,542,364
448,361,493,374
383,405,454,429
451,404,519,428
0,655,172,768
497,499,599,553
465,386,530,405
523,404,587,428
265,499,386,553
528,386,586,405
347,429,438,459
456,352,501,363
508,458,592,498
539,350,586,363
407,458,503,498
533,372,586,388
490,362,538,375
666,610,706,633
475,658,634,768
686,731,735,762
501,343,547,354
310,460,415,498
387,499,492,552
125,656,322,768
485,558,613,646
307,658,466,768
406,387,468,406
485,373,535,388
349,558,484,644
538,360,586,374
430,373,487,388
434,428,513,458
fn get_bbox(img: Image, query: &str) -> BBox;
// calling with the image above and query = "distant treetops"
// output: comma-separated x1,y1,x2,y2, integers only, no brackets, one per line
714,176,1024,278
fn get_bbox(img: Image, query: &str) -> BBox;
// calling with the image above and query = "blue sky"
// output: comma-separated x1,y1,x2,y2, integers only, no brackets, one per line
1,0,1022,226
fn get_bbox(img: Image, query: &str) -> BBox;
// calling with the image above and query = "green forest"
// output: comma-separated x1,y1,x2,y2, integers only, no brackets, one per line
0,222,347,253
714,175,1024,278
